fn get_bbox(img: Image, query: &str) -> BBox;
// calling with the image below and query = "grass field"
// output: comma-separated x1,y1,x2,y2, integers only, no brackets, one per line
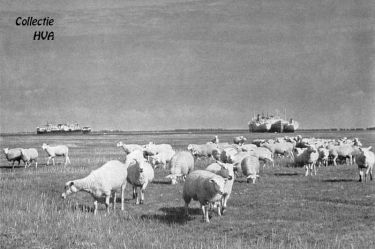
1,131,374,249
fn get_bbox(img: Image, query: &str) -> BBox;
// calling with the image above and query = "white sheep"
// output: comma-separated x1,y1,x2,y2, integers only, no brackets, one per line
126,150,155,204
233,136,247,145
182,170,226,223
317,146,329,167
205,161,234,215
42,143,70,166
356,146,374,182
116,141,143,154
143,143,173,156
148,148,175,169
187,143,218,158
293,145,319,176
241,155,260,183
20,148,38,168
61,160,128,215
165,151,194,184
3,148,24,169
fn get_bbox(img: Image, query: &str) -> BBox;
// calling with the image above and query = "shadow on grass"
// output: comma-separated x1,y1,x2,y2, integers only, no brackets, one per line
71,204,95,213
152,179,171,185
140,207,201,224
322,179,357,183
274,172,299,176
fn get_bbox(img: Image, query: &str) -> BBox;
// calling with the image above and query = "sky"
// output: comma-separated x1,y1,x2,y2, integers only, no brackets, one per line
0,0,374,132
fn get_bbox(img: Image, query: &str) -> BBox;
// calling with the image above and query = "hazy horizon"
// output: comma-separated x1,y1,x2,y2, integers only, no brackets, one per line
1,0,374,133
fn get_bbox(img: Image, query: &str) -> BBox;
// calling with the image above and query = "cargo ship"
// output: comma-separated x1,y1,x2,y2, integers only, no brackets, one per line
36,122,91,134
248,112,299,133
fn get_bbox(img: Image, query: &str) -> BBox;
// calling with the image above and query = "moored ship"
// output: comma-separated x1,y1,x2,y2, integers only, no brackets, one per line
248,113,299,133
36,122,91,134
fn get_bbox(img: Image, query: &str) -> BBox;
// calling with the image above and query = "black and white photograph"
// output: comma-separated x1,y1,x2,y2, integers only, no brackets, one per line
1,0,374,248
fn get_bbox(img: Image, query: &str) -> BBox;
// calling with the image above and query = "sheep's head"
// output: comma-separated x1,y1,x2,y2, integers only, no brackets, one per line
116,141,124,147
42,143,48,150
61,181,78,199
212,149,221,160
165,174,182,184
216,161,234,180
148,155,162,168
358,147,373,166
209,176,226,195
3,148,8,154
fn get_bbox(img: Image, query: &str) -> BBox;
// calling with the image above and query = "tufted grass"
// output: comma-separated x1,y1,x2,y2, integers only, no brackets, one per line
0,131,374,249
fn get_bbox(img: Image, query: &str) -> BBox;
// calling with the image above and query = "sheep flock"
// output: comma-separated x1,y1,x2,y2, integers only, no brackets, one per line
2,134,374,222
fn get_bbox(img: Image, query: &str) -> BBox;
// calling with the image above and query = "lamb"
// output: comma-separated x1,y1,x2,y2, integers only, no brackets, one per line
20,148,38,168
233,136,247,145
3,148,24,169
126,150,155,204
116,141,143,154
205,161,234,215
182,170,227,222
61,160,128,215
165,151,194,184
241,155,260,183
356,146,374,182
42,143,70,166
293,145,319,176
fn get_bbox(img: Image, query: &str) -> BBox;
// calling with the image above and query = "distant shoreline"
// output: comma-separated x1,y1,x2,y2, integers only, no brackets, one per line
1,127,374,136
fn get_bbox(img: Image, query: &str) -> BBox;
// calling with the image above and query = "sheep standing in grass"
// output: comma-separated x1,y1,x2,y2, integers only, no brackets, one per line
206,161,234,215
116,141,143,154
61,160,128,215
183,170,226,223
126,150,155,204
20,148,38,168
293,145,319,176
3,148,24,169
233,136,247,145
317,146,329,167
148,149,175,169
356,146,374,182
165,151,194,184
241,155,260,183
42,143,70,166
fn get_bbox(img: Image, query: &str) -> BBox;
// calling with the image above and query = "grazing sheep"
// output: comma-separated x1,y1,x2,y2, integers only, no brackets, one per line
293,145,319,176
116,141,143,154
182,170,226,223
261,142,294,159
252,147,274,167
317,147,329,167
211,135,219,144
233,136,247,145
126,150,154,204
61,160,128,215
165,151,194,184
42,143,70,166
356,146,374,182
219,146,241,163
148,149,175,169
3,148,24,169
241,155,260,183
187,143,219,158
20,148,38,168
143,143,173,157
205,161,234,215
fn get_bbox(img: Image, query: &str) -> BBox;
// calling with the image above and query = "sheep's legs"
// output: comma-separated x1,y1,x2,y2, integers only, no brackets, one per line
105,196,110,213
132,186,137,199
65,156,71,166
93,201,98,215
139,183,148,205
113,192,117,211
201,204,210,223
184,200,190,217
359,169,363,182
121,184,126,211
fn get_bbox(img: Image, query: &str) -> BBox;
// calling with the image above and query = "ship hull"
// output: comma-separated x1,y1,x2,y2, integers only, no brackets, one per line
36,130,88,135
249,122,272,132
